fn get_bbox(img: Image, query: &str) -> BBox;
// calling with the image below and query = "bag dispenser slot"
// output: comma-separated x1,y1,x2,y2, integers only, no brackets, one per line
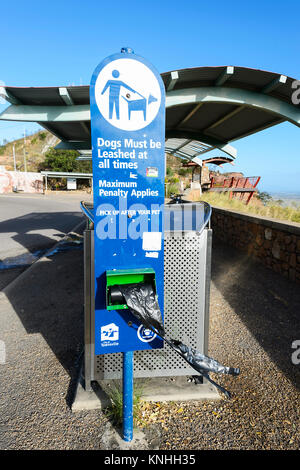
106,268,156,310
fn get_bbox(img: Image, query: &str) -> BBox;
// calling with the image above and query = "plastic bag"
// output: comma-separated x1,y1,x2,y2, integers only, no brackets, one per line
169,339,240,398
117,282,165,336
117,282,240,398
170,340,240,376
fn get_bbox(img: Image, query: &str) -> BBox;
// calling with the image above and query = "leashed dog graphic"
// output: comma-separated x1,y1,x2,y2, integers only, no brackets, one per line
122,92,157,121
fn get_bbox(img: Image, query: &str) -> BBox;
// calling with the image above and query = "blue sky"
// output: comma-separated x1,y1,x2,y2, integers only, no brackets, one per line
0,0,299,193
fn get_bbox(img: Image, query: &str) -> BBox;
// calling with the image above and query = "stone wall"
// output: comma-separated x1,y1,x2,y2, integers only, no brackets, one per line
211,207,300,283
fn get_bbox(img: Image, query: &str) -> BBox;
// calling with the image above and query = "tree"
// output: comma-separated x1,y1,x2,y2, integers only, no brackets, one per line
38,148,92,173
257,191,272,205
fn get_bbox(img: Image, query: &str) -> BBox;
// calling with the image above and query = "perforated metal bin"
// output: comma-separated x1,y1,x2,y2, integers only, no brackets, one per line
82,202,212,391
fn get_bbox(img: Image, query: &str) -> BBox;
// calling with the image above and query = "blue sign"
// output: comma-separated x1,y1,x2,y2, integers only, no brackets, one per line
90,50,165,354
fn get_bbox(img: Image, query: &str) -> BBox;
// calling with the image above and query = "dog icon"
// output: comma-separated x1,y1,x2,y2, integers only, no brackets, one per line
122,93,157,121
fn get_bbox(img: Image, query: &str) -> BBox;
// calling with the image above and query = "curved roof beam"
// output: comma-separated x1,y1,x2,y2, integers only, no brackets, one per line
2,86,298,127
261,75,287,94
0,104,90,122
215,66,234,86
166,71,179,91
166,87,300,128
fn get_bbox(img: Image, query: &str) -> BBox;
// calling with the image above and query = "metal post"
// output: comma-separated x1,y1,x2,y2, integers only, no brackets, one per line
84,229,93,392
23,128,27,172
12,144,16,171
123,351,134,442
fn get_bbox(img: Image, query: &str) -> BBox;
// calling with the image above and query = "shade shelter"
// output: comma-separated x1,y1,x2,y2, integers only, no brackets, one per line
1,65,299,162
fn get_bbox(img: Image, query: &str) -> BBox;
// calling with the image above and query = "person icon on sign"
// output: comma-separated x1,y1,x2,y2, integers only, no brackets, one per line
101,70,137,120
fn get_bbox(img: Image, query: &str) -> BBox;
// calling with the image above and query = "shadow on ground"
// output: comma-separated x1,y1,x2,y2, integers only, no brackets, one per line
211,237,300,390
4,248,85,404
2,209,85,407
0,211,83,256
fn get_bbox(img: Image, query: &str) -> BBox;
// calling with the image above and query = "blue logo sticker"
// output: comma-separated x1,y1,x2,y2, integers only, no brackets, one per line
137,325,157,343
101,323,119,347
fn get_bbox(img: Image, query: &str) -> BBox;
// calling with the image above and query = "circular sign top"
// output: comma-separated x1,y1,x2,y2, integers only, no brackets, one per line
94,58,161,131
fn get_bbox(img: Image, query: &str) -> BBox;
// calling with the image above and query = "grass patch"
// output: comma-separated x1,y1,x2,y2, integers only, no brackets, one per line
104,381,144,427
199,192,300,224
166,182,180,197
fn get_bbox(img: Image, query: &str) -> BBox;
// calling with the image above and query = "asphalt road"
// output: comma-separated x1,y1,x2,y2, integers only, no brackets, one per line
0,193,90,259
0,192,91,289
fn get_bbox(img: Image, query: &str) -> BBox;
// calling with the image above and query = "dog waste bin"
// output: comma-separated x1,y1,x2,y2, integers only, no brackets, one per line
81,200,213,390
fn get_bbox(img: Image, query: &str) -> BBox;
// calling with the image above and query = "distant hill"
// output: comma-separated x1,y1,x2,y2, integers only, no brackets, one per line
0,130,59,172
166,153,183,172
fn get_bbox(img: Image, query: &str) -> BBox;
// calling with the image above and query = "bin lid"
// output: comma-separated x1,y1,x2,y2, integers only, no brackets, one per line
164,202,211,233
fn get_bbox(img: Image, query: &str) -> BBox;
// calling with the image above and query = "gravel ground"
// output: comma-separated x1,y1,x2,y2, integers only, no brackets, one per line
0,237,299,450
144,239,300,450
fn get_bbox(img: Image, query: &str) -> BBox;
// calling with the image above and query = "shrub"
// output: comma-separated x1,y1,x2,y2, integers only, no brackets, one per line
169,176,180,184
167,182,180,197
166,166,174,177
38,132,47,141
178,168,190,176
